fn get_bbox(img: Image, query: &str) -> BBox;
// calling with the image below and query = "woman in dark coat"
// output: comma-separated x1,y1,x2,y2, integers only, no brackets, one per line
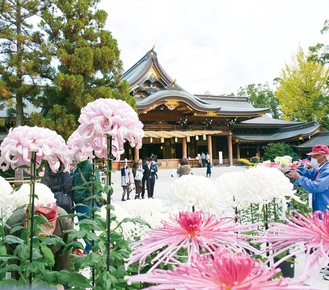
41,162,72,196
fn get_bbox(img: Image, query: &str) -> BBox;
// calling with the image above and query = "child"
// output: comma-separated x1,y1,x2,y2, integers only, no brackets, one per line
206,159,212,178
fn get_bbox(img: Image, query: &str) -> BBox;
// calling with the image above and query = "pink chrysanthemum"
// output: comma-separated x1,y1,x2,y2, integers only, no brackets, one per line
255,210,329,278
0,126,71,173
67,130,96,162
126,211,260,272
126,249,312,289
76,98,144,160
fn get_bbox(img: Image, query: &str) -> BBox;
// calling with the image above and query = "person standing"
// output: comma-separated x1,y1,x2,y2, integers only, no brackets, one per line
132,160,143,199
206,159,212,178
72,158,100,253
147,157,158,198
177,157,191,177
201,152,206,167
141,158,150,199
120,165,129,201
41,161,73,214
288,144,329,213
288,144,329,280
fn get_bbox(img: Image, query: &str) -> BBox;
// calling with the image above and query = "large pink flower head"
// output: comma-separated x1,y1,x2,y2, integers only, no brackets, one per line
126,249,313,289
76,98,144,160
0,126,71,173
255,210,329,278
67,130,95,162
126,210,260,273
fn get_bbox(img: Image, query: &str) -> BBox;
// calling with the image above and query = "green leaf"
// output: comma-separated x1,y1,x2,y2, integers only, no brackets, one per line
40,245,55,267
13,244,29,260
97,271,117,289
3,235,24,245
26,260,46,273
41,236,65,247
58,270,91,288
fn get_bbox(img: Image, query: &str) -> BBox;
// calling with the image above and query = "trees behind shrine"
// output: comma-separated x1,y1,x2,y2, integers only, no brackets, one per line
0,0,135,140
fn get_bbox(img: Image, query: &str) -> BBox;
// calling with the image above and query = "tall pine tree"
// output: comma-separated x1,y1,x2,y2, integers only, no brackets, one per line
0,0,53,126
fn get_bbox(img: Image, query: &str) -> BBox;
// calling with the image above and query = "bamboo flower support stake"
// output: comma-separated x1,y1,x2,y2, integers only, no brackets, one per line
28,151,37,286
106,135,113,271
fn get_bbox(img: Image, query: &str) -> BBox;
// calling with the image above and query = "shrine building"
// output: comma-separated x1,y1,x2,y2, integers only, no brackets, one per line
117,48,325,169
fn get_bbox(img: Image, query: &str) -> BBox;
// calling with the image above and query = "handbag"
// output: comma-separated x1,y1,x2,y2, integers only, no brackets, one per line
53,173,74,213
135,167,143,181
54,191,74,214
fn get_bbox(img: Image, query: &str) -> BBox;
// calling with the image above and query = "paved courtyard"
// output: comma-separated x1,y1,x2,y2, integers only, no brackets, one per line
109,165,328,289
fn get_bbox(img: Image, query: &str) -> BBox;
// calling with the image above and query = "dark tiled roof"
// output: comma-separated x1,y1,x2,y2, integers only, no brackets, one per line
234,121,321,143
295,131,329,148
236,115,301,127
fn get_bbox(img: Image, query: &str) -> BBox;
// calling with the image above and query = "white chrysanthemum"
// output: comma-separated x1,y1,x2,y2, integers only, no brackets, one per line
100,203,150,240
118,199,171,228
0,176,14,219
165,175,224,213
214,171,244,210
13,183,56,208
236,166,296,209
2,183,56,221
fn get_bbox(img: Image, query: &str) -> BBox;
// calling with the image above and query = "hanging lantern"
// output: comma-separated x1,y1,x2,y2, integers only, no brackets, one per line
150,137,153,143
195,135,199,141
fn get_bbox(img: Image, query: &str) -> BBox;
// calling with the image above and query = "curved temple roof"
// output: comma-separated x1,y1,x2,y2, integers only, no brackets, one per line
123,48,269,118
234,121,322,143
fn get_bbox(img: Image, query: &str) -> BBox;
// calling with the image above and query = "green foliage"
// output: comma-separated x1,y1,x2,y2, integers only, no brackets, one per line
29,105,76,140
0,0,136,136
37,0,136,124
263,143,297,162
0,0,53,126
276,46,329,125
237,83,281,119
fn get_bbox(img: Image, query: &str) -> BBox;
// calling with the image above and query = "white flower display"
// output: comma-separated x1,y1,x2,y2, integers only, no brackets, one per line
117,199,171,228
14,183,55,209
1,183,56,221
0,176,14,219
236,166,297,209
165,175,224,213
100,203,151,241
214,171,245,212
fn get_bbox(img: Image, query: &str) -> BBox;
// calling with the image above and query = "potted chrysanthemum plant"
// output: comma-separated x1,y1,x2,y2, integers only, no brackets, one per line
0,126,71,287
67,98,145,289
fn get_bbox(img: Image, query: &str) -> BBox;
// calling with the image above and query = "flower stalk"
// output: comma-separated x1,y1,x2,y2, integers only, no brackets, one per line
28,151,36,286
106,135,113,271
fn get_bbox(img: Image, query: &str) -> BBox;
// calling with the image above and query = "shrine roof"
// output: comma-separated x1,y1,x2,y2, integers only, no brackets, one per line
295,131,329,148
235,115,301,128
234,121,321,143
122,48,185,91
124,49,270,117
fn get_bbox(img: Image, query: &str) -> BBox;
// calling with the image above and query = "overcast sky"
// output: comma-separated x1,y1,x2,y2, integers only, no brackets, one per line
99,0,329,95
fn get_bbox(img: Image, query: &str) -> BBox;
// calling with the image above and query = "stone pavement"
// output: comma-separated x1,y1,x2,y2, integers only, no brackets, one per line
109,165,328,289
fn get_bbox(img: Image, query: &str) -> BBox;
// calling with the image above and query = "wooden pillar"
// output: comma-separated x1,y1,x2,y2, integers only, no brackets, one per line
207,135,213,163
182,137,187,158
257,144,261,160
228,133,233,166
237,143,240,160
134,147,139,161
